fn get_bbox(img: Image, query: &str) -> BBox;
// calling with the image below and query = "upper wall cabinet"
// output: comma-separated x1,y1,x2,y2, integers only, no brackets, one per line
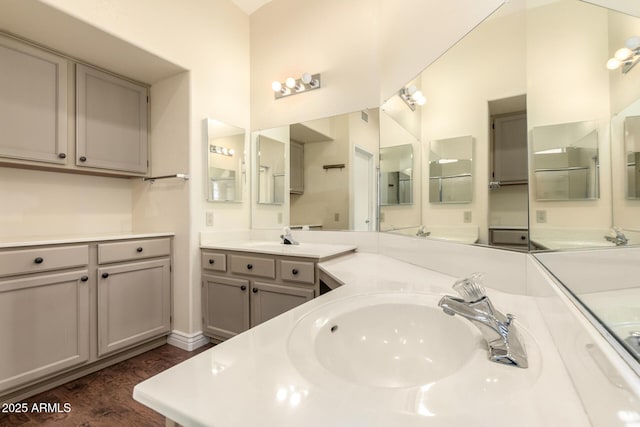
0,33,149,177
76,64,148,175
0,34,68,165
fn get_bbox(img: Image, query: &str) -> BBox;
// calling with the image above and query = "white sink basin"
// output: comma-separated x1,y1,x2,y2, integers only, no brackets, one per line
288,293,482,388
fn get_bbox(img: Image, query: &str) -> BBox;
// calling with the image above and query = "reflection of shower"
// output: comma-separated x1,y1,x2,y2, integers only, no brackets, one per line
273,173,285,204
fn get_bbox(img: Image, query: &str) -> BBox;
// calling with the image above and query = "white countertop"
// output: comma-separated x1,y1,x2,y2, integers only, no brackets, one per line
0,232,175,248
200,240,357,259
134,252,589,426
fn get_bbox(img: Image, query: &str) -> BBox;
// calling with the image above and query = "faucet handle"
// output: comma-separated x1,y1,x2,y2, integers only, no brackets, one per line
452,272,486,303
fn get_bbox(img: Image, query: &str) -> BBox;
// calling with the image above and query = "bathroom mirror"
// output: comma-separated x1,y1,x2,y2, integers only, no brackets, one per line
380,144,413,205
256,135,285,205
206,119,245,203
429,136,473,204
532,121,600,201
624,115,640,199
251,109,380,230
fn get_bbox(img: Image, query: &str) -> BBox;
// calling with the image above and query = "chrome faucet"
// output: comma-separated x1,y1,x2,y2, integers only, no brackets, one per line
416,225,430,237
604,227,628,246
280,227,299,245
438,273,528,368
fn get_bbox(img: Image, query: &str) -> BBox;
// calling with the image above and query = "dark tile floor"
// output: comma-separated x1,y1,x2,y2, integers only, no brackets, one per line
0,343,213,426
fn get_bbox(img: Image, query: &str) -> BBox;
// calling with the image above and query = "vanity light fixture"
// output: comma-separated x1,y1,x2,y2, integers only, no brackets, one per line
606,36,640,74
399,85,426,111
272,72,321,99
209,145,235,156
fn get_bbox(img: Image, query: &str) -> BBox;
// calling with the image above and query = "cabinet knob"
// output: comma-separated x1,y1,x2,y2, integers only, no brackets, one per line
520,235,527,240
252,287,258,293
81,276,89,282
34,257,44,264
247,264,253,270
58,153,66,159
292,268,299,275
136,247,143,253
209,259,215,264
241,285,247,291
79,156,87,162
102,272,109,279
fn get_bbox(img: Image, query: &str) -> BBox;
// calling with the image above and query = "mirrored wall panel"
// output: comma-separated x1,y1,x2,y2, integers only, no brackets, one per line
380,144,413,206
429,136,473,204
256,135,285,205
624,115,640,199
206,118,245,203
251,110,380,230
532,121,600,201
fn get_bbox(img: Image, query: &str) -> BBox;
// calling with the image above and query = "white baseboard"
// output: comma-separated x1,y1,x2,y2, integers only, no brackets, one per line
167,330,210,351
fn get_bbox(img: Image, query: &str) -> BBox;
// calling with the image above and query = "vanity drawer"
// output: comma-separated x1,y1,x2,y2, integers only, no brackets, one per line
490,229,529,245
0,245,89,277
98,238,171,264
281,260,315,284
202,252,226,272
230,255,275,279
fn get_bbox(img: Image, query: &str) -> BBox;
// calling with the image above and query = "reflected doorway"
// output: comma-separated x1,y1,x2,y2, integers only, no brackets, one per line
352,145,375,231
488,95,530,249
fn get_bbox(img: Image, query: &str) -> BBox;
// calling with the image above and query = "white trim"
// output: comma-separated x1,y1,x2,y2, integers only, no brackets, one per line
167,330,210,351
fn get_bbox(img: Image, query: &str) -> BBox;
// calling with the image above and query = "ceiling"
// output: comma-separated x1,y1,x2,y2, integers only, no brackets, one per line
230,0,272,15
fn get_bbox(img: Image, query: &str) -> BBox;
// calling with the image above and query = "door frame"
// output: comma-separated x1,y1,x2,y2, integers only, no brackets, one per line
350,144,376,231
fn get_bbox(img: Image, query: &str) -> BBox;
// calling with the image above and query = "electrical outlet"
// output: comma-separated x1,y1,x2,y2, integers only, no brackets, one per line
205,211,214,226
380,212,385,222
463,211,472,223
536,210,547,223
277,212,283,224
334,213,340,222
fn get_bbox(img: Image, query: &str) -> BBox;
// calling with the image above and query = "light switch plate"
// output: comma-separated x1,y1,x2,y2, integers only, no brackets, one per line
205,211,214,226
464,211,472,223
277,212,283,224
536,210,547,223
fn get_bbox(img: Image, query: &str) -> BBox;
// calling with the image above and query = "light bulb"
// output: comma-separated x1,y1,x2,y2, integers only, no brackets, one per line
407,85,418,96
615,47,633,61
411,90,424,101
626,36,640,51
272,81,282,92
607,57,622,70
301,73,312,84
416,96,426,106
285,77,296,89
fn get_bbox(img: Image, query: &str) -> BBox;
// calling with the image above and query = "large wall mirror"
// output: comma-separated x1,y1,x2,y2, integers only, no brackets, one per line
206,118,245,203
250,109,380,231
429,136,473,204
624,115,640,199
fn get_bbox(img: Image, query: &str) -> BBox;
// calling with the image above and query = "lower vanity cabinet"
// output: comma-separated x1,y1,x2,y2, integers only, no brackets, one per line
0,245,90,394
97,239,172,357
201,250,316,342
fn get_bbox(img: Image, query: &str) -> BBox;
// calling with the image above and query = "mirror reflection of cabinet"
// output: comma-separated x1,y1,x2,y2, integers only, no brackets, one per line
429,136,473,204
380,144,413,205
257,135,285,205
532,121,599,201
206,119,245,203
290,141,304,194
624,115,640,199
492,113,528,184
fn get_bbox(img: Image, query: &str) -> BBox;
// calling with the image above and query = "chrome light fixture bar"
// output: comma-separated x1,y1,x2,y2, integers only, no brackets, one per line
272,72,321,99
399,85,426,111
607,36,640,74
209,145,235,156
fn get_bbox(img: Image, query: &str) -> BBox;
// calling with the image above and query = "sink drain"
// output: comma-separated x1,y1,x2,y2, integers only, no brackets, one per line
330,325,339,333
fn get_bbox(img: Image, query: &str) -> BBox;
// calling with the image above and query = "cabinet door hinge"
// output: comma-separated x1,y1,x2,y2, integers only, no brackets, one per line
146,95,149,103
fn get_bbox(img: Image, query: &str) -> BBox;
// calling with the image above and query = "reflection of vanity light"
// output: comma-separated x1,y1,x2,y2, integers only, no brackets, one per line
210,145,234,156
607,36,640,74
399,85,427,111
437,159,458,164
535,148,565,154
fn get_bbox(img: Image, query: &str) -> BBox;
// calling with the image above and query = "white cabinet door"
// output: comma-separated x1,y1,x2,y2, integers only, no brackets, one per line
493,113,528,183
0,270,89,393
0,35,68,164
97,258,170,357
76,64,148,174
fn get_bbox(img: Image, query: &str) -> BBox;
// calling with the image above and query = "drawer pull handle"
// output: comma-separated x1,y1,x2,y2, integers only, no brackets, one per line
520,235,527,240
247,264,253,270
79,156,87,162
34,257,44,264
292,269,299,275
102,273,109,279
209,259,215,264
136,247,144,253
58,153,66,159
241,285,247,291
81,276,89,282
252,287,258,293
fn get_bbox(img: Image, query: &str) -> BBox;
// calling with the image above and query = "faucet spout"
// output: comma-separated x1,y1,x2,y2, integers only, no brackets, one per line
280,227,299,245
438,274,528,368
